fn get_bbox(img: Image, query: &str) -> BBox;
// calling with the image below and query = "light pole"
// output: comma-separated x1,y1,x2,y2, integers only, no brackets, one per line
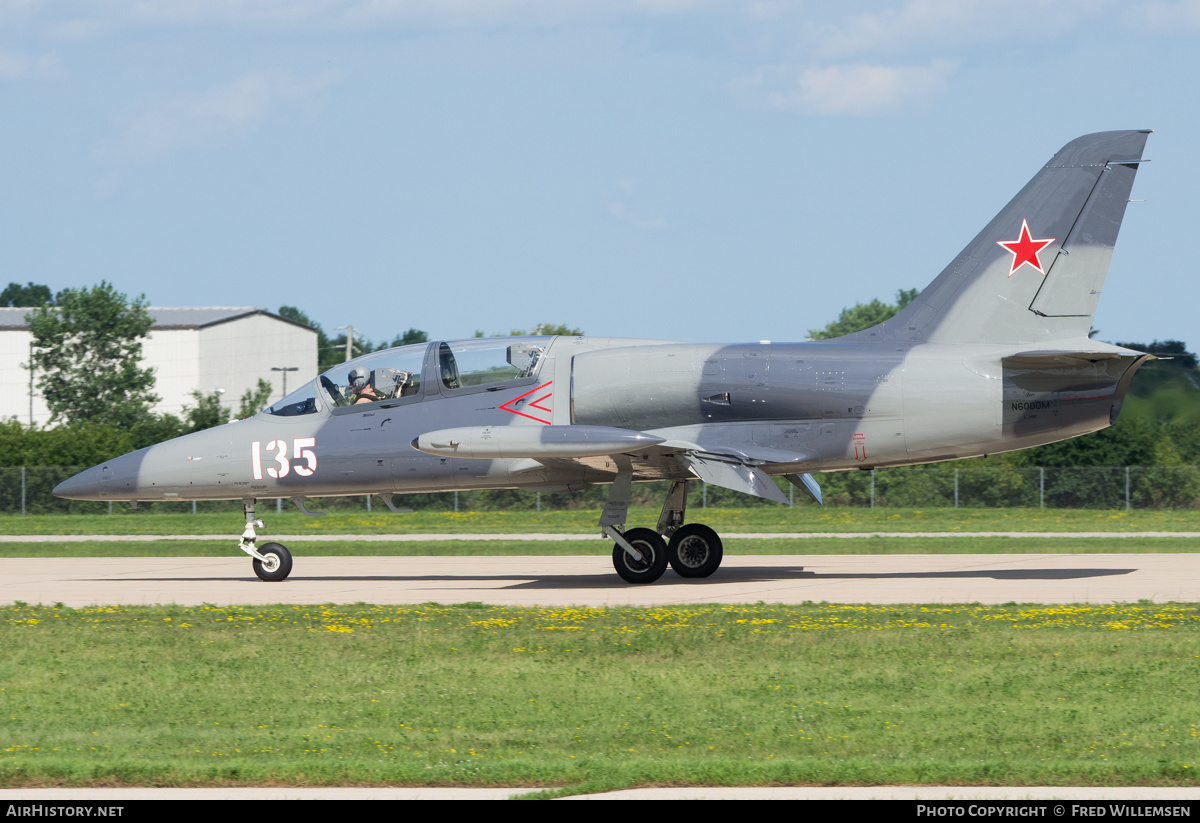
335,326,357,362
271,366,298,399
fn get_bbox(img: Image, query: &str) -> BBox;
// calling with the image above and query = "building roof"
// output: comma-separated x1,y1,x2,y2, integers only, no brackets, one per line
0,307,316,332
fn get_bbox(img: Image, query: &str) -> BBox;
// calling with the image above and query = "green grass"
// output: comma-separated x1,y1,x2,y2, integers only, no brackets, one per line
2,601,1198,790
3,507,1200,536
3,536,1199,557
2,506,1198,558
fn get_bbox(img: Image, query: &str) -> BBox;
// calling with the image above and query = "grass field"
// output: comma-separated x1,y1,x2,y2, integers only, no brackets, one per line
2,507,1198,557
4,507,1198,792
2,601,1198,792
2,506,1199,537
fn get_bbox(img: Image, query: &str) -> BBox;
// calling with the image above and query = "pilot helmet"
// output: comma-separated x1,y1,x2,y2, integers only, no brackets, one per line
348,367,370,392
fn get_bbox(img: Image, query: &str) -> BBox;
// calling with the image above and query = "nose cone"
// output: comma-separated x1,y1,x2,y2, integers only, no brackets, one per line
53,448,148,501
54,466,103,500
54,425,234,503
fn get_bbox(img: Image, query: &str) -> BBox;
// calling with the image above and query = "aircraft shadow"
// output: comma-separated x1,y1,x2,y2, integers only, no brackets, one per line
501,566,1138,589
79,566,1137,590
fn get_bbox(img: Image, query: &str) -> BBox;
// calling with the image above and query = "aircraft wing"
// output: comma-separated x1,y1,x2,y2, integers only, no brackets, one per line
674,452,790,504
413,425,820,505
653,440,819,504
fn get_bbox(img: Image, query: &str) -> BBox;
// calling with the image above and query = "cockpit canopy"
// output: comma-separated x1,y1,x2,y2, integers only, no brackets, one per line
264,337,551,417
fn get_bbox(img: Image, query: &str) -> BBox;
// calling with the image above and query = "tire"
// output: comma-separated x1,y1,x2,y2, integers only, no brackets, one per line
252,542,293,582
611,527,668,584
667,524,723,578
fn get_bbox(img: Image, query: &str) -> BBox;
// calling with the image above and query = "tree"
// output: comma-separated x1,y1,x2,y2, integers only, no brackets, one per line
239,378,273,418
183,390,230,431
808,288,918,340
326,330,372,368
27,282,158,428
476,323,584,338
1113,339,1196,369
528,323,583,336
389,328,429,348
278,305,326,347
278,305,346,372
1,282,53,307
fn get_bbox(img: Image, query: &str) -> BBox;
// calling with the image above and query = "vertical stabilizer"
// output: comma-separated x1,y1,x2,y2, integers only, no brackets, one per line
853,130,1150,346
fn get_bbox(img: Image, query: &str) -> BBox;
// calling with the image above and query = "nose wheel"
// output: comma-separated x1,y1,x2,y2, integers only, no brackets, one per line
252,542,293,582
238,500,294,582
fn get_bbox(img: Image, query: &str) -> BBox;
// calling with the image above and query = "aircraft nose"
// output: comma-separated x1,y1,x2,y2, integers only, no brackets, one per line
53,466,102,500
53,449,145,501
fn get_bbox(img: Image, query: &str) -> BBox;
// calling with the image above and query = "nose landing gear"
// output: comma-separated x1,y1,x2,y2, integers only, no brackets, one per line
252,542,294,582
237,498,294,582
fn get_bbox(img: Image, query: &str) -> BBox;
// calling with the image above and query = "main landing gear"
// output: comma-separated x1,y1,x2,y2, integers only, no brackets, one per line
666,523,723,579
237,499,294,582
601,472,724,585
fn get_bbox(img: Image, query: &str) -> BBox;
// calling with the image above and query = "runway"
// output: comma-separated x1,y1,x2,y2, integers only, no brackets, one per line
2,553,1197,607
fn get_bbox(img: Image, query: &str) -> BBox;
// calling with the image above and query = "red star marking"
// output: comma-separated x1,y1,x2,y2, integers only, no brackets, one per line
499,381,553,424
996,219,1055,277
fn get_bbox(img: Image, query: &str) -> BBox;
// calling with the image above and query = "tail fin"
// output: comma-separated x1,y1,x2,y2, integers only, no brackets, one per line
861,130,1150,346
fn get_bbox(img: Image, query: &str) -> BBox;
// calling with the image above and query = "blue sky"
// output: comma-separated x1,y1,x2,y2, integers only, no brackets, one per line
1,1,1196,349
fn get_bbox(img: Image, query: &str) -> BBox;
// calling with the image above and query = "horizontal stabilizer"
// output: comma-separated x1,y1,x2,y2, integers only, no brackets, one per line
1003,348,1147,369
682,455,790,504
412,425,665,459
783,473,823,505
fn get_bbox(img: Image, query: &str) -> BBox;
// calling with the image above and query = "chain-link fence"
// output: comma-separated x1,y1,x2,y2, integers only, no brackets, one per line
4,464,1199,515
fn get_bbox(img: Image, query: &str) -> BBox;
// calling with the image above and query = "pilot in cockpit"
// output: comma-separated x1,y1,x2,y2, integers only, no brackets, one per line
348,367,379,404
348,365,415,405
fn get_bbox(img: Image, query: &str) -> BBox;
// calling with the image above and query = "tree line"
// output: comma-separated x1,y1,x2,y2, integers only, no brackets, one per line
0,280,582,467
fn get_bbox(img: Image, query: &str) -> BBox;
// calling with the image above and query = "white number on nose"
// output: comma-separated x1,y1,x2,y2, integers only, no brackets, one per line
252,438,317,481
265,439,290,479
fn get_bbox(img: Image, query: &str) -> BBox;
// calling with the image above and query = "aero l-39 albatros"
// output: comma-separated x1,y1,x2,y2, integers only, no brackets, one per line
55,130,1153,585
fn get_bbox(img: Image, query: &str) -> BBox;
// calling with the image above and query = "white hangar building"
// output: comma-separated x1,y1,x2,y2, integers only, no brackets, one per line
0,307,318,427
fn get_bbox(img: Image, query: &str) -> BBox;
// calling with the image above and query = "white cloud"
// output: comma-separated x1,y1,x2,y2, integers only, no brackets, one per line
111,68,344,162
813,0,1116,59
1128,0,1200,30
0,47,61,79
740,59,956,116
609,177,667,232
43,17,109,40
124,0,347,25
45,0,729,28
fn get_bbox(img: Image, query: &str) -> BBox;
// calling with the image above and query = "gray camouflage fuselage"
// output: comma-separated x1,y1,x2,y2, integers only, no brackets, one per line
54,130,1152,510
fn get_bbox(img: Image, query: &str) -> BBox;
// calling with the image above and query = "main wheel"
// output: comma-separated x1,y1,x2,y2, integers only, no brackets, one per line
611,527,668,584
667,524,723,578
252,542,293,582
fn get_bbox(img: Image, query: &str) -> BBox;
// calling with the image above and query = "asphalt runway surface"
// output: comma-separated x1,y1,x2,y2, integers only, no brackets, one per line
2,551,1197,607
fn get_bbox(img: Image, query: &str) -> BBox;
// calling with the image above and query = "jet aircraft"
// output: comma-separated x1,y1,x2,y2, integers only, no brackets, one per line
55,130,1153,584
